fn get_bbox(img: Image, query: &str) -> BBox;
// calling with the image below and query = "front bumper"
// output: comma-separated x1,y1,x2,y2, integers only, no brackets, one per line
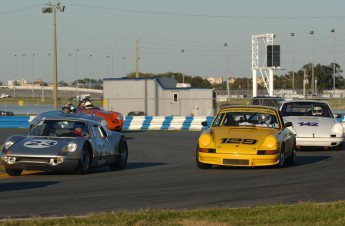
198,152,280,167
296,137,343,147
1,156,80,172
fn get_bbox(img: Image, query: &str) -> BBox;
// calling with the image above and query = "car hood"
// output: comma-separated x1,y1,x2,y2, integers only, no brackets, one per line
5,136,74,156
211,127,276,154
284,116,335,137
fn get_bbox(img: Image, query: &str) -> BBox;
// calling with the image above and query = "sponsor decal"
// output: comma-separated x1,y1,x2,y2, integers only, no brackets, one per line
24,140,58,149
298,122,318,126
221,138,257,144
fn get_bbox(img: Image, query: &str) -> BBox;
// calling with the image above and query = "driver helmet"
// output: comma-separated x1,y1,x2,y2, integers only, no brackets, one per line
84,100,92,109
312,106,323,116
258,114,271,124
69,106,76,113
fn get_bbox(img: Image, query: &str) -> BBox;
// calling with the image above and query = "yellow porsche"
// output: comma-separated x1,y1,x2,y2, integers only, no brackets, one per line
197,105,296,168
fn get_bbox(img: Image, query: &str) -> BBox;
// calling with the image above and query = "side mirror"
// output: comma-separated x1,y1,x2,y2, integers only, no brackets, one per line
201,121,208,127
284,121,293,128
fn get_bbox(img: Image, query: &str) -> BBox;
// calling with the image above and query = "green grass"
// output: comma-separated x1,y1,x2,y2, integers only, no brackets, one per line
1,201,345,225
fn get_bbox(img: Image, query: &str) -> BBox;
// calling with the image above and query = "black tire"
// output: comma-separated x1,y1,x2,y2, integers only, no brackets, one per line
196,145,212,169
286,145,296,165
334,142,343,151
74,144,91,174
109,137,128,171
277,146,285,167
5,168,23,176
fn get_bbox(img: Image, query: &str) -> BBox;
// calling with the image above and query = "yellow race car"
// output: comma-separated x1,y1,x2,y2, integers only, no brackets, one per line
197,105,296,168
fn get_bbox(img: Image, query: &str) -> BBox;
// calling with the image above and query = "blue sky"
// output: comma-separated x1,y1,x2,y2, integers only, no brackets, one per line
0,0,344,84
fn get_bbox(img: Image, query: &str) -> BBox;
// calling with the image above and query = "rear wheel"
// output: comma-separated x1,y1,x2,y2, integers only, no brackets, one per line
74,144,91,174
109,137,128,171
196,145,212,169
5,168,23,176
334,142,343,151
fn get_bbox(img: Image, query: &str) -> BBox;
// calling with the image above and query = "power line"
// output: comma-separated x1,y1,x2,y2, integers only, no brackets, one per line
0,4,42,16
66,3,345,19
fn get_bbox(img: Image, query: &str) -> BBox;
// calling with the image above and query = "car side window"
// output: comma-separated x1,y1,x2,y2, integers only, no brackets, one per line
213,113,225,127
90,125,108,138
99,126,108,138
90,126,102,138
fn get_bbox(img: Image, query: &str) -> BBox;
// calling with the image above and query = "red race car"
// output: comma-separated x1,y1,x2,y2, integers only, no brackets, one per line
72,98,123,132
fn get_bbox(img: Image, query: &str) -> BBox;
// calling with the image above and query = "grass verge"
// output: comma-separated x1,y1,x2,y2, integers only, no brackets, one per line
1,201,345,225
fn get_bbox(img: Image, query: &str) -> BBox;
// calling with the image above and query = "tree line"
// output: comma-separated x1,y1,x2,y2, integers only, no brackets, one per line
1,63,341,93
127,63,344,93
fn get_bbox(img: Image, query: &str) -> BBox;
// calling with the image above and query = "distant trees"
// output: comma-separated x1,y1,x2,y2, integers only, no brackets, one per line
54,62,343,92
127,72,213,88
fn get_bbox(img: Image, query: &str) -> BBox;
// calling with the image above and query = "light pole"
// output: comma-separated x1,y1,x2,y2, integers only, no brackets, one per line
310,31,315,94
112,44,116,77
68,53,72,84
75,49,79,97
181,49,185,83
31,53,35,98
21,53,25,86
106,55,110,75
331,29,336,91
290,33,295,89
13,54,16,97
122,56,126,76
88,54,92,89
224,43,229,76
42,0,65,110
224,42,230,99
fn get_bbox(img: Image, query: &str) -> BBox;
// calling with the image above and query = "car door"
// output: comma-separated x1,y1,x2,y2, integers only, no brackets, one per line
89,125,112,166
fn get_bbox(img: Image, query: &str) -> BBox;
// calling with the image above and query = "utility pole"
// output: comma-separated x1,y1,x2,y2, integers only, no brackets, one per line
135,40,140,78
331,29,336,91
42,0,65,110
303,69,307,100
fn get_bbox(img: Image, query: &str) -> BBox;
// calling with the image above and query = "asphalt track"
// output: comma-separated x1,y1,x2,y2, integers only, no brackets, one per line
1,129,345,219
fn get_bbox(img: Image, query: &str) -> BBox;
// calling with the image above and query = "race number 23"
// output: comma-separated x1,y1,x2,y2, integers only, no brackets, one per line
221,138,257,144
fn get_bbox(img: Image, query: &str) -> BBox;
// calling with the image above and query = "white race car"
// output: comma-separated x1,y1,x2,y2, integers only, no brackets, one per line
280,100,344,150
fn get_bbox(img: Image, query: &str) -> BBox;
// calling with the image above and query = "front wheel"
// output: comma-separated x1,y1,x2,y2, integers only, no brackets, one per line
74,144,91,174
286,145,296,165
277,146,285,168
109,137,128,171
5,168,23,176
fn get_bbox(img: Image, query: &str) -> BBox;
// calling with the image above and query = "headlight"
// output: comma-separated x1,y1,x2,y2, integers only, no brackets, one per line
117,113,124,120
332,123,344,136
4,140,15,150
260,135,278,150
199,134,212,147
67,143,77,153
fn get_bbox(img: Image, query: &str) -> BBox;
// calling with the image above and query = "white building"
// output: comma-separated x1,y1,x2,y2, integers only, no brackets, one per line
103,77,216,116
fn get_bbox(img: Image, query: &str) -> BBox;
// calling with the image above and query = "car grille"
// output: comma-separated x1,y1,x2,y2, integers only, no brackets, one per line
223,159,249,166
16,157,50,164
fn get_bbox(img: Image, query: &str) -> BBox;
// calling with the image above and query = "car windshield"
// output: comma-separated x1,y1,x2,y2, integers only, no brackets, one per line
212,108,281,129
280,102,333,118
30,120,89,137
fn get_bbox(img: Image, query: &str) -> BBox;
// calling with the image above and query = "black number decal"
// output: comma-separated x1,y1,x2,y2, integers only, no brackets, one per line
221,138,257,145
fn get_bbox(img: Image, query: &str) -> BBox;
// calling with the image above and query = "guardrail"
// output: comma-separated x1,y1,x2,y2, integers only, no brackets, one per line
0,116,215,131
0,116,31,128
123,116,214,131
2,115,345,131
